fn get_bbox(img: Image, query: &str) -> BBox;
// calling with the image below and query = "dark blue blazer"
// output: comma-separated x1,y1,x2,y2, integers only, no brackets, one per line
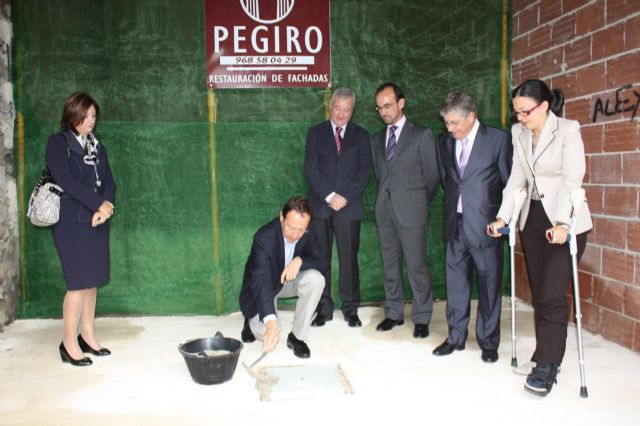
45,130,116,222
436,122,511,248
304,120,372,220
239,218,327,322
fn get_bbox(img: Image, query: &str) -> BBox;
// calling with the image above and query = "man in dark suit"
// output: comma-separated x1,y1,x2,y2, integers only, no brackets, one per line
434,91,512,362
304,87,372,328
239,197,327,359
371,82,440,338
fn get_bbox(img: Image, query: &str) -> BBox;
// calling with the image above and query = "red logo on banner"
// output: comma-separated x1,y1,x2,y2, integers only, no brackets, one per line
205,0,331,88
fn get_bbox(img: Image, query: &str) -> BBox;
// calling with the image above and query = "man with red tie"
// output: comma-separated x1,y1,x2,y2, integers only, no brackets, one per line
304,88,372,328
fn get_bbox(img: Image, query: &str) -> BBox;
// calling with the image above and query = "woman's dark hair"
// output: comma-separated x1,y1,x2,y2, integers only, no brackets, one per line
282,196,312,218
512,79,564,116
60,92,100,133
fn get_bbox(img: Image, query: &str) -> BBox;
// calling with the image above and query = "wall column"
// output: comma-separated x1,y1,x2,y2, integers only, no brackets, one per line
0,0,18,328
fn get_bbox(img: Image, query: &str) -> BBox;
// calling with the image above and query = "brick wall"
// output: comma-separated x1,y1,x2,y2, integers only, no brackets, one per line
511,0,640,352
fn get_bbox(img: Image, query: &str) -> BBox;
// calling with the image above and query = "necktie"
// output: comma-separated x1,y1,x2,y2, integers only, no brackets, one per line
335,126,343,153
456,137,469,213
386,125,397,161
458,137,470,176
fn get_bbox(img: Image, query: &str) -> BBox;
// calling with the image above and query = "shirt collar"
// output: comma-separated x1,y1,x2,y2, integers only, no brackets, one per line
330,120,347,136
458,119,480,144
389,115,407,133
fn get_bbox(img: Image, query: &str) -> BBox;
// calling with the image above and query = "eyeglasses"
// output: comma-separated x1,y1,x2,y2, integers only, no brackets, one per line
283,221,308,236
515,103,542,117
375,101,397,112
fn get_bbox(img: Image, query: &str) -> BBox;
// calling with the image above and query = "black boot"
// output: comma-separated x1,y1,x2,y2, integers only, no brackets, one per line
524,362,558,396
241,317,256,343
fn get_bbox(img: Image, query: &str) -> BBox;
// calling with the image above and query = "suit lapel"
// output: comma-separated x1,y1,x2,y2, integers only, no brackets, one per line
62,130,85,156
461,123,488,177
341,122,355,154
444,133,460,179
533,112,559,169
517,124,535,176
390,121,412,167
276,221,285,268
293,233,307,257
323,121,339,156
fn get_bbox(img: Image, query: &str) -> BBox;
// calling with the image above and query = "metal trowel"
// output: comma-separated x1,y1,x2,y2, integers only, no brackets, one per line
242,351,279,393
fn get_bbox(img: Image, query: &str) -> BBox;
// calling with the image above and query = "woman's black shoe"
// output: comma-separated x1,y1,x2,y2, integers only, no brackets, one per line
59,342,92,366
78,335,111,356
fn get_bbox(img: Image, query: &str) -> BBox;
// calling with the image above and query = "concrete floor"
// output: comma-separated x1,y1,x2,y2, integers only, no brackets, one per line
1,299,639,425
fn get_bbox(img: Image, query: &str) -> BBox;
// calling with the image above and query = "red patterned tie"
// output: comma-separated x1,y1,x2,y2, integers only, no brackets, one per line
335,126,343,153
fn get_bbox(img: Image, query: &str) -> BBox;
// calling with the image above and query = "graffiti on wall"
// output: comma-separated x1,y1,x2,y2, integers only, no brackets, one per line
592,84,640,123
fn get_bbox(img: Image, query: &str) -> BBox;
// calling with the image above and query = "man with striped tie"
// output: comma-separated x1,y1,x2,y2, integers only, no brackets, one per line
371,82,439,339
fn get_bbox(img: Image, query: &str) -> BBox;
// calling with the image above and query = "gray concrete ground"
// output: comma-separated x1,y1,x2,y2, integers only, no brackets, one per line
1,299,638,425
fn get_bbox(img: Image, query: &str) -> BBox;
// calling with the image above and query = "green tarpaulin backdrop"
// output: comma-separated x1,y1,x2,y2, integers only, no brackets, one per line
14,0,510,317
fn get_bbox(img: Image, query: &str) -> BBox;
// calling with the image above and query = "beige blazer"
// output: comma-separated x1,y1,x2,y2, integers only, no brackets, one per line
497,111,593,234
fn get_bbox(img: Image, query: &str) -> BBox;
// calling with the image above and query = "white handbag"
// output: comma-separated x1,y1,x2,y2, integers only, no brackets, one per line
27,134,70,227
27,167,63,227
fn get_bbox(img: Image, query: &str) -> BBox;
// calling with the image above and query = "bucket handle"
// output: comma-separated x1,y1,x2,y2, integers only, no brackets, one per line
194,332,225,357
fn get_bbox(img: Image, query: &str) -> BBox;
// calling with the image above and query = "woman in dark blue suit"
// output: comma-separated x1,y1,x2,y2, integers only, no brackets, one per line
46,92,116,366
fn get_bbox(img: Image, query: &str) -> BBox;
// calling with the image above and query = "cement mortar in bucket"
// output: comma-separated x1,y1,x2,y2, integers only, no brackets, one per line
178,331,243,385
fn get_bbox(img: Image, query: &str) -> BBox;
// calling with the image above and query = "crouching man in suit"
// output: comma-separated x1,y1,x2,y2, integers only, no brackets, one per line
434,91,512,362
239,196,327,359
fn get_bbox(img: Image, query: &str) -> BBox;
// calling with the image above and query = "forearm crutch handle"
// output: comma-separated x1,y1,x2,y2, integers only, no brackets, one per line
497,226,509,235
545,229,572,243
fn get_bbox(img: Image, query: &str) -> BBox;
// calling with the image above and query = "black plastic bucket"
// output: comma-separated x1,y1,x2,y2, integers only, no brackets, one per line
178,331,243,385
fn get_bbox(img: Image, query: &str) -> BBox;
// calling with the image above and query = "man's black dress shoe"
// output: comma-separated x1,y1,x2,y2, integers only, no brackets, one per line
432,340,465,356
59,342,92,366
78,335,111,356
413,324,429,338
481,349,499,363
311,313,332,327
287,332,310,358
241,318,256,343
344,314,362,327
376,318,404,331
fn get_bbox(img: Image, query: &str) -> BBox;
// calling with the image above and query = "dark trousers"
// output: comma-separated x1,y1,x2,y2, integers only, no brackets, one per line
444,214,503,350
312,216,361,317
520,200,587,365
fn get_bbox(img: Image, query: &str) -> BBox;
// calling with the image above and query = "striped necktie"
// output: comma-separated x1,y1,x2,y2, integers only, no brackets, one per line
386,125,397,161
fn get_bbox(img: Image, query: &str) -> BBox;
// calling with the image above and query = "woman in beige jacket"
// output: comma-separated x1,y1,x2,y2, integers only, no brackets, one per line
488,79,592,397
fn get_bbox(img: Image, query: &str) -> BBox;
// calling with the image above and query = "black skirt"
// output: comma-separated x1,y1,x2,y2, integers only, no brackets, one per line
52,221,110,290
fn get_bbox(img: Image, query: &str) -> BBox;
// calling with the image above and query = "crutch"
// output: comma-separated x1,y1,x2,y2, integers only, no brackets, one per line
546,188,589,398
489,188,527,367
